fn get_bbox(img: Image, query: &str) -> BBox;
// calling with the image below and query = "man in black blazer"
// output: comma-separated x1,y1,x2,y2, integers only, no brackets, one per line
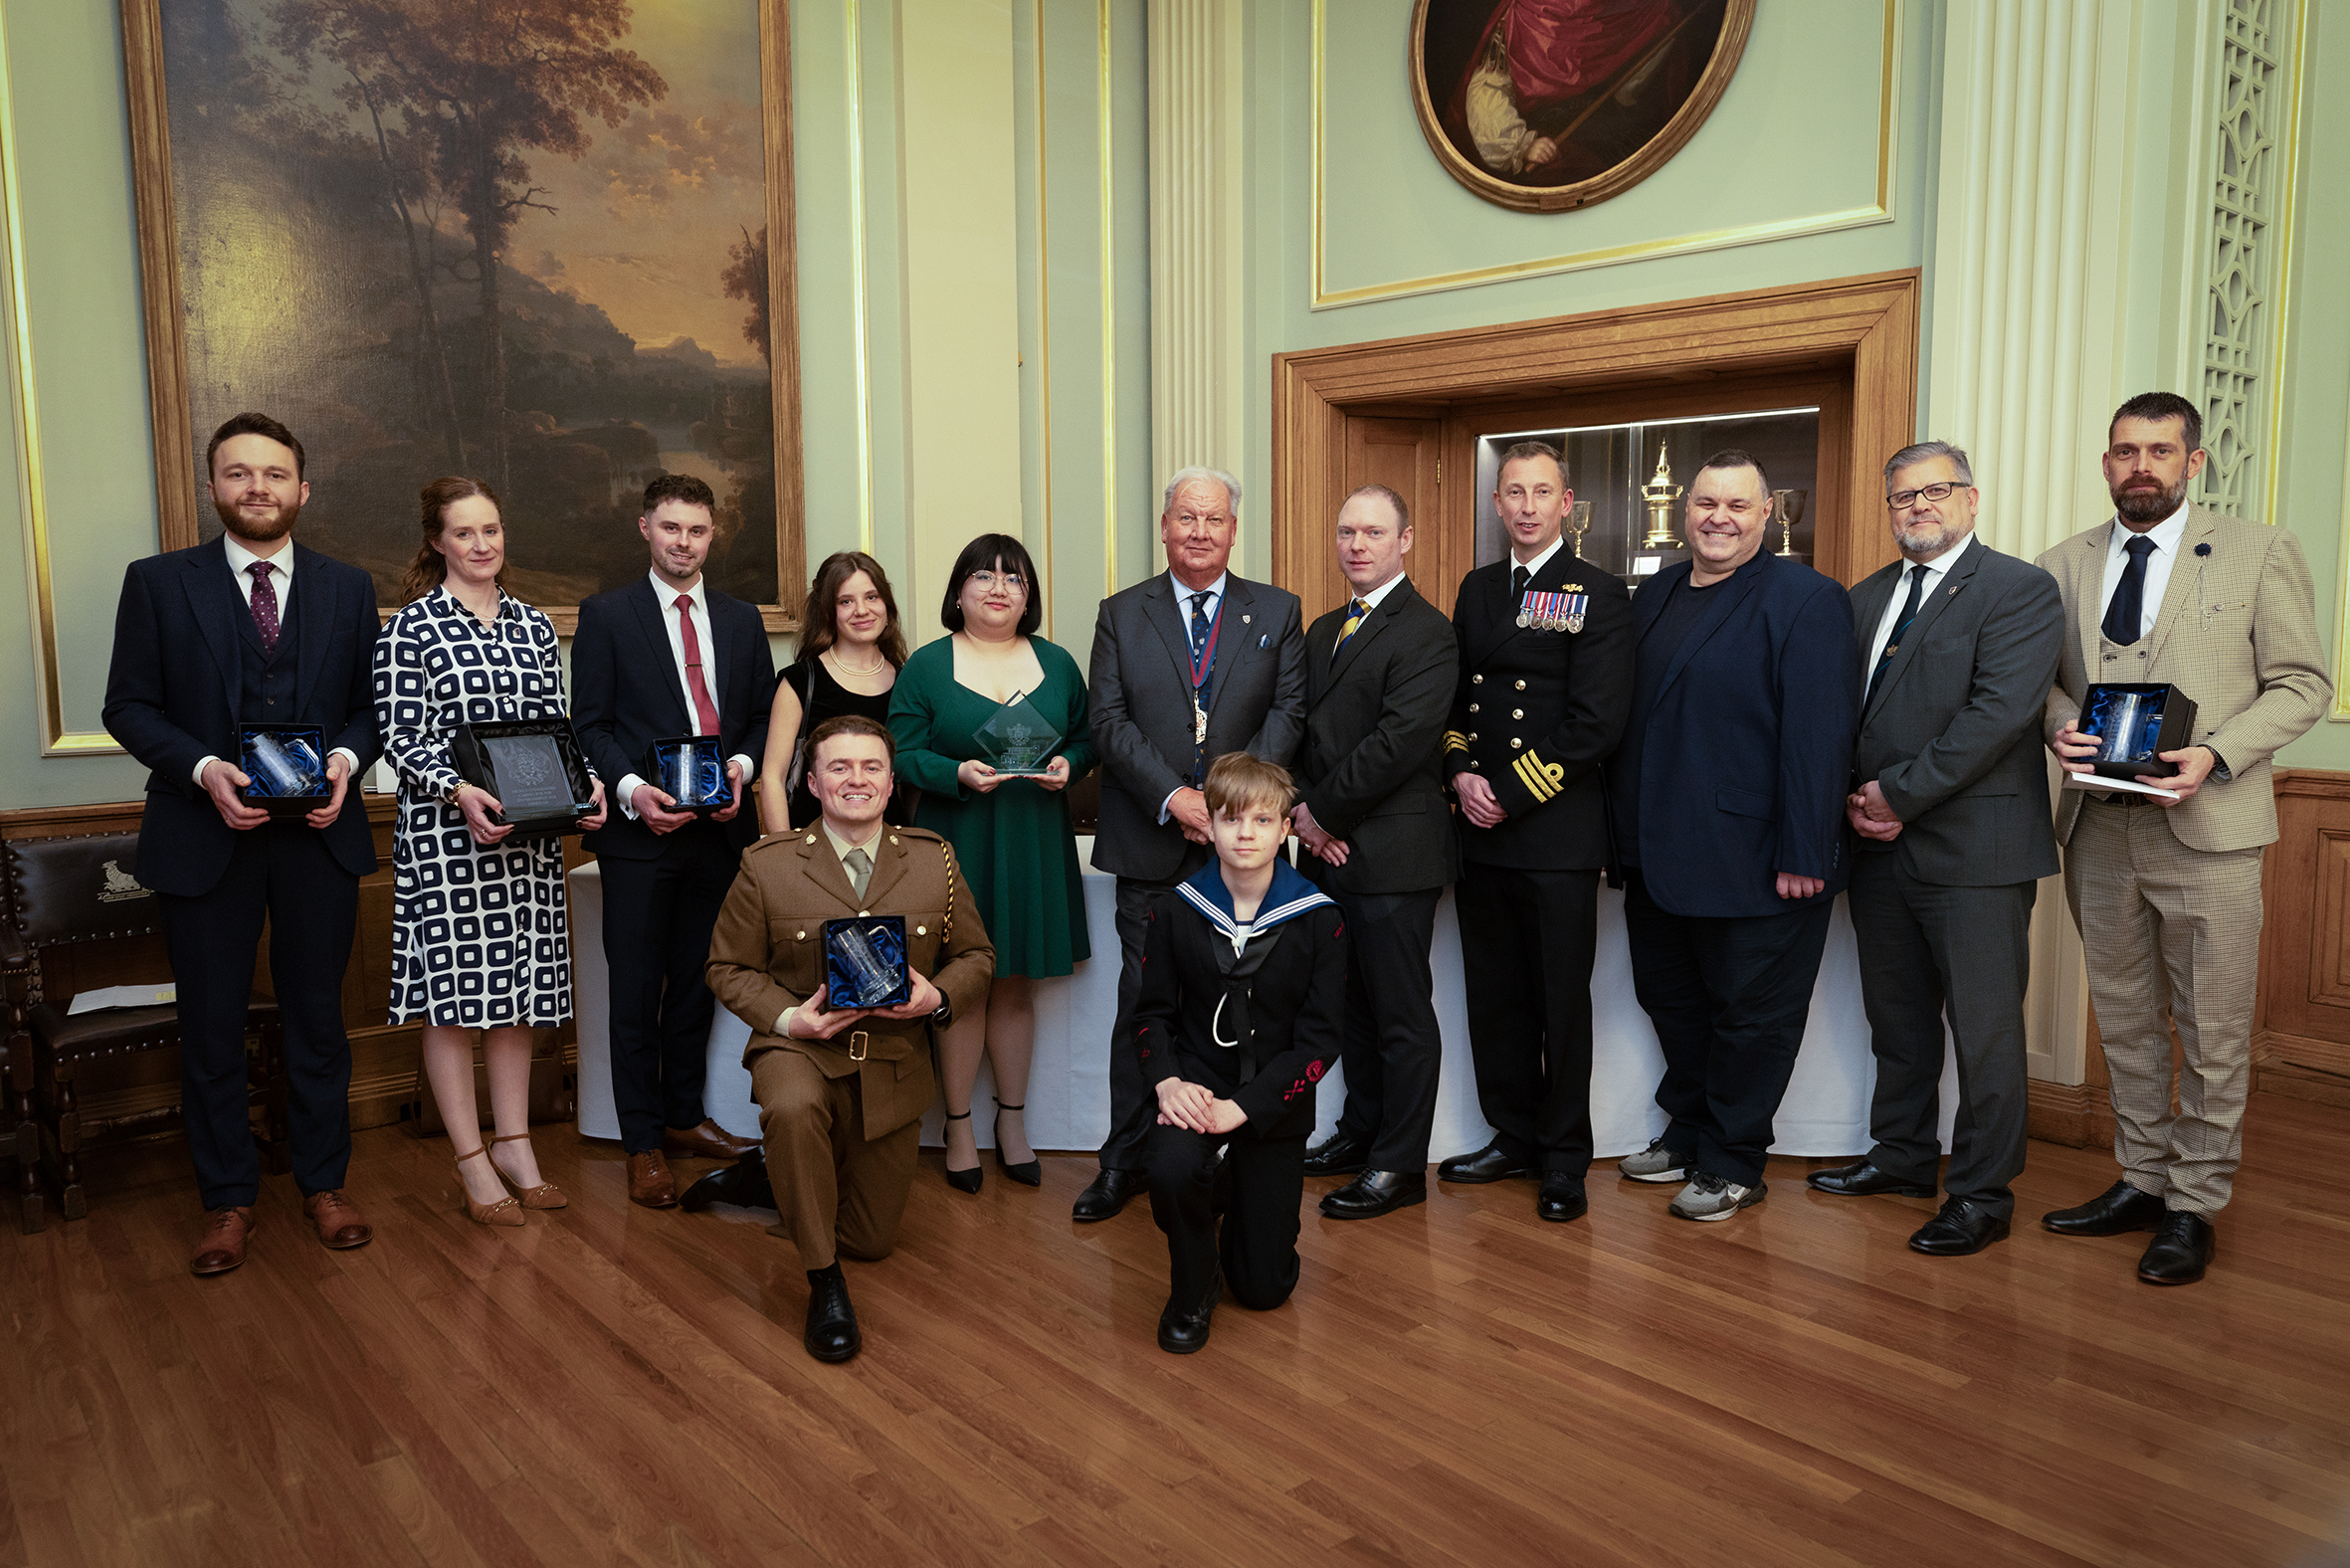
1811,442,2063,1256
572,474,770,1208
1438,442,1634,1224
1077,464,1307,1221
1606,450,1860,1224
1288,485,1460,1220
102,412,383,1274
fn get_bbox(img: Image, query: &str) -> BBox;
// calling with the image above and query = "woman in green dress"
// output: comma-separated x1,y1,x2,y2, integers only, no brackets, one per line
889,533,1094,1193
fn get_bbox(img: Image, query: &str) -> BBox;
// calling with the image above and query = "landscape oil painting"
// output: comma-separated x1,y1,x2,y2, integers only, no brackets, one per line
124,0,802,624
1411,0,1752,214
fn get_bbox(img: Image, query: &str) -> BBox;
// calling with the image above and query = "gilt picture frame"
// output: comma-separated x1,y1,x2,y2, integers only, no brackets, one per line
120,0,805,634
1409,0,1755,215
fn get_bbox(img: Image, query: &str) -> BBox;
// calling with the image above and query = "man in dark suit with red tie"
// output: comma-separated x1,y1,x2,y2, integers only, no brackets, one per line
103,412,384,1274
572,475,771,1208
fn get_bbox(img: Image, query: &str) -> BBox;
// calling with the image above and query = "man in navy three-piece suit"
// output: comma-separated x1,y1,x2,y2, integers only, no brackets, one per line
571,474,770,1209
1605,449,1860,1225
103,412,385,1275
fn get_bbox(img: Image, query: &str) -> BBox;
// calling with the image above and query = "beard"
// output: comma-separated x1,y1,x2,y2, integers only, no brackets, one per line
212,490,302,543
2112,474,2187,525
1893,515,1963,558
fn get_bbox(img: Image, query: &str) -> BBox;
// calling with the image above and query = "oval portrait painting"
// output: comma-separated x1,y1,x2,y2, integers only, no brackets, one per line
1411,0,1754,213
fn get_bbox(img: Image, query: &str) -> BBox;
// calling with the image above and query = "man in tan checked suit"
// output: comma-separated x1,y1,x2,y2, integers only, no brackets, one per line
2038,392,2331,1285
704,715,995,1361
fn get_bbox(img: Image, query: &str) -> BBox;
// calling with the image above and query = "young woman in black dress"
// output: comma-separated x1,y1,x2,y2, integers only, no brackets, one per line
756,550,913,834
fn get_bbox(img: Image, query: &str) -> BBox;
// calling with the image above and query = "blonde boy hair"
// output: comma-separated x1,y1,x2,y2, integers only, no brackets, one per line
1204,751,1294,819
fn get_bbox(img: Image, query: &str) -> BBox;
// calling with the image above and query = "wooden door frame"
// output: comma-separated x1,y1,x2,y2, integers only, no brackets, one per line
1270,270,1919,604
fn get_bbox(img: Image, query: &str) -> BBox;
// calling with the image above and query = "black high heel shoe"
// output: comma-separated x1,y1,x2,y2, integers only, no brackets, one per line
993,1102,1042,1187
942,1109,983,1195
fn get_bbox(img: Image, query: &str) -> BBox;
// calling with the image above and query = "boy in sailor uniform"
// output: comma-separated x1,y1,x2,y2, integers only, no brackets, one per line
1131,753,1348,1354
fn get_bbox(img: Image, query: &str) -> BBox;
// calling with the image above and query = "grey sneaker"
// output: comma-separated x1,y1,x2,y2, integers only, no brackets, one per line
1669,1172,1765,1222
1617,1138,1687,1184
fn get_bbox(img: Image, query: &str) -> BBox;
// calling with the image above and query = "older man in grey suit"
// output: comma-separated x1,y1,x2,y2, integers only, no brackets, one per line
1076,465,1307,1222
1813,441,2064,1257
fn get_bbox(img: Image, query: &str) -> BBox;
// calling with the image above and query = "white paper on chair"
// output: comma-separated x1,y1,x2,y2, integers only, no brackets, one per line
2061,772,2181,801
67,983,177,1015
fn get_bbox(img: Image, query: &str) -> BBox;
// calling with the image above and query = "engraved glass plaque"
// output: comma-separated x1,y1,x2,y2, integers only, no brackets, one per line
485,735,578,820
972,690,1062,776
823,916,910,1010
453,716,596,838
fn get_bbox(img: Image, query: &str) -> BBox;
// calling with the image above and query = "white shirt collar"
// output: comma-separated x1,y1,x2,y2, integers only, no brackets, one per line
1347,572,1407,611
2107,499,2191,557
1169,569,1229,610
651,568,705,611
222,531,294,582
1508,535,1565,580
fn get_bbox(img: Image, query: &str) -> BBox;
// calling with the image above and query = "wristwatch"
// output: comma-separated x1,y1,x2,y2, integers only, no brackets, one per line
929,999,952,1029
442,778,470,807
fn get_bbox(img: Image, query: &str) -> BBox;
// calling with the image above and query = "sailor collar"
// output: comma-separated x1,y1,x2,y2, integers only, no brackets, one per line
1177,859,1334,957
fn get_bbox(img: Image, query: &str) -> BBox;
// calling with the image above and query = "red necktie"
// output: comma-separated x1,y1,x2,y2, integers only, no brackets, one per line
249,561,281,653
676,593,721,735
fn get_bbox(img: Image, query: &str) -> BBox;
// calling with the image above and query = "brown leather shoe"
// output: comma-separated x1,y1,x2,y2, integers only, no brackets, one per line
301,1190,374,1250
629,1150,680,1209
190,1206,254,1275
662,1119,759,1162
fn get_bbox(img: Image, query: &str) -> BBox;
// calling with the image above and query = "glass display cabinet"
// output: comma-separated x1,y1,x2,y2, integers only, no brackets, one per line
1472,406,1823,588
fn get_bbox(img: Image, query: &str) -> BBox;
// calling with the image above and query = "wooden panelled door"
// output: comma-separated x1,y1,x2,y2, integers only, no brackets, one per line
1335,415,1443,622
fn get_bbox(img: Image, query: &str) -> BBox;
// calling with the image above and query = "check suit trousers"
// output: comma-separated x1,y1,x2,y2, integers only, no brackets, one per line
2064,797,2263,1215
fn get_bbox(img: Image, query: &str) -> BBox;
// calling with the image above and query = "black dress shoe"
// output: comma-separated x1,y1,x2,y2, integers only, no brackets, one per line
1301,1133,1370,1178
2043,1179,2166,1237
1536,1174,1588,1223
1808,1160,1937,1199
1438,1142,1535,1184
2137,1211,2215,1285
1319,1169,1427,1220
1072,1166,1144,1223
804,1265,861,1362
1156,1272,1221,1355
680,1149,775,1213
1908,1196,2010,1256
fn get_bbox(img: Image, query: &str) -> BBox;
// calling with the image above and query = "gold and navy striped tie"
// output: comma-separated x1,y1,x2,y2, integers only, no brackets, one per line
1335,597,1370,653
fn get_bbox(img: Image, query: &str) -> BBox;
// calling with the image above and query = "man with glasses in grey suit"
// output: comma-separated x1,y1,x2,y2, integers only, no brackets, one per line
1076,465,1307,1223
1816,441,2063,1257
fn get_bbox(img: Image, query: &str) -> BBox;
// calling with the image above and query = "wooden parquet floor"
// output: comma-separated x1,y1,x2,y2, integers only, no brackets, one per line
6,1097,2350,1568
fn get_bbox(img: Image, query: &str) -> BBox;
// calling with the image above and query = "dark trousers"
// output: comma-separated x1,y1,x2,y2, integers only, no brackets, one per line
599,825,739,1153
1329,886,1444,1171
1622,868,1834,1188
1146,1120,1305,1314
161,823,359,1210
1848,854,2035,1218
1100,858,1205,1170
1456,862,1600,1181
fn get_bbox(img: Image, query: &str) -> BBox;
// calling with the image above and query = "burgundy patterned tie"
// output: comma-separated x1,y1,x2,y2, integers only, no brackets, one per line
676,593,721,735
249,561,281,653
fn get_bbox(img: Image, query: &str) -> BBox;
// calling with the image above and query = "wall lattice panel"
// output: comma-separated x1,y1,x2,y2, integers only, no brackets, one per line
2197,0,2292,521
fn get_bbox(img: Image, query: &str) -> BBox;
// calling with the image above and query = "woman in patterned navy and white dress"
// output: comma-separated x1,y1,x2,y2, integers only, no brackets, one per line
373,478,606,1227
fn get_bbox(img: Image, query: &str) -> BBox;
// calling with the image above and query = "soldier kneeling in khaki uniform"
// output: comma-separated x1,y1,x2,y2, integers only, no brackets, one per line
705,715,994,1361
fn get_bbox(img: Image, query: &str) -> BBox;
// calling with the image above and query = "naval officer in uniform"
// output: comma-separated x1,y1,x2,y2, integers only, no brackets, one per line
1438,440,1634,1222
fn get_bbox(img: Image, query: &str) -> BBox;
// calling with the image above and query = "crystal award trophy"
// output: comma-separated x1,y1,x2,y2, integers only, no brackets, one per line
2079,684,2199,780
238,725,331,814
647,734,731,815
823,915,910,1010
972,690,1063,777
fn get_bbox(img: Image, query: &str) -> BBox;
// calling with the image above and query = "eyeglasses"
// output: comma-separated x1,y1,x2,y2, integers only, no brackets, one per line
1886,481,1964,509
968,570,1025,591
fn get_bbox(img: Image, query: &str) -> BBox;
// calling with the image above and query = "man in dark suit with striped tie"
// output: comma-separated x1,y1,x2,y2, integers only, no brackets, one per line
1290,485,1460,1219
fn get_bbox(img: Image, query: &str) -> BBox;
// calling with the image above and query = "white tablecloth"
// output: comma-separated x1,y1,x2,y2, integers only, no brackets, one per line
568,843,1958,1161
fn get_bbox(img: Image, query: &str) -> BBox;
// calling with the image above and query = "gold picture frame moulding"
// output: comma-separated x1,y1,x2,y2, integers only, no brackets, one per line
118,0,807,637
1406,0,1756,217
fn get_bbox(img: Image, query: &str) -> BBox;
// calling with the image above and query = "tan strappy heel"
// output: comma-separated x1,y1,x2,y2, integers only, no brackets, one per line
454,1144,525,1227
488,1132,567,1210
